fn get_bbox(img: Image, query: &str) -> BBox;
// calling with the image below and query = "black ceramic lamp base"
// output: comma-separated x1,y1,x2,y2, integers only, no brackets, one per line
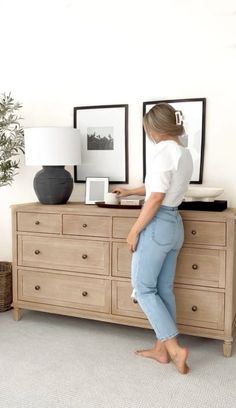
33,166,73,204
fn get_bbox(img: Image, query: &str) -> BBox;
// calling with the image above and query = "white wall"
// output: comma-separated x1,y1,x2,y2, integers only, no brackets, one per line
0,0,236,260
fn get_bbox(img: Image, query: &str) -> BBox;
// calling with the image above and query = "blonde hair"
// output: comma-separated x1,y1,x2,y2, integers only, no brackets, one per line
143,103,184,137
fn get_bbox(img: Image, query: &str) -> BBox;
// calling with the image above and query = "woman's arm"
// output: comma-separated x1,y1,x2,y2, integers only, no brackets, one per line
112,185,145,197
127,192,165,252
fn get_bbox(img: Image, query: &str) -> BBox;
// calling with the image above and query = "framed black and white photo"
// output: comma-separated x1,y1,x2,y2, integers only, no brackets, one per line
85,177,109,204
74,104,128,183
143,98,206,183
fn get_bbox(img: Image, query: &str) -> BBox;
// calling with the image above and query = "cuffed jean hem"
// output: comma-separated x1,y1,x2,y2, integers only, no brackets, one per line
159,331,179,342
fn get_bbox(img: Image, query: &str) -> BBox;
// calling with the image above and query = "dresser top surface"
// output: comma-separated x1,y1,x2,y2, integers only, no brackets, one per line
11,201,236,220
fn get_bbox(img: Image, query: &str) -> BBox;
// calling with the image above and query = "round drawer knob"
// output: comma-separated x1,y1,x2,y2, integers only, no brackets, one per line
35,220,40,225
35,285,40,291
133,299,138,304
191,230,197,235
192,305,198,312
82,291,88,297
82,254,88,259
192,264,198,270
82,224,87,228
34,250,40,255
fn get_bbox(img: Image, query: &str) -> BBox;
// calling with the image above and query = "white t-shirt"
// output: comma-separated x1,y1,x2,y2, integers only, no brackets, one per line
145,140,193,206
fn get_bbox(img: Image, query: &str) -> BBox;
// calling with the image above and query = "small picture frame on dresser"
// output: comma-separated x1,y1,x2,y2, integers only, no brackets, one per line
85,177,109,204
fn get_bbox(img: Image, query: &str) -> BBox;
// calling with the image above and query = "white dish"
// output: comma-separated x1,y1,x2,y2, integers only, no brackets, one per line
184,187,224,202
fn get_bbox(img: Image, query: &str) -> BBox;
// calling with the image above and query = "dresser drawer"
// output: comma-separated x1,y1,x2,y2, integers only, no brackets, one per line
18,270,110,313
17,212,61,234
112,281,146,319
18,236,110,275
113,217,136,238
112,242,132,278
183,220,226,246
175,287,224,330
63,215,111,237
176,248,225,288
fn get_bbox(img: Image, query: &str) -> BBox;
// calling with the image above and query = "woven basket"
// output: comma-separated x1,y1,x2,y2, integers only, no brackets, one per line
0,262,12,312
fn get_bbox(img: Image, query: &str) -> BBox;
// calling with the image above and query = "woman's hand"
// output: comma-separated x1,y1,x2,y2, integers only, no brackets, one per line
112,187,130,197
112,185,145,198
127,228,139,252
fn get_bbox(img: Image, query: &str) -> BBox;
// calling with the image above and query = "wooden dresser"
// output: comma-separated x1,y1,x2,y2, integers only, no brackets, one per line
11,202,236,356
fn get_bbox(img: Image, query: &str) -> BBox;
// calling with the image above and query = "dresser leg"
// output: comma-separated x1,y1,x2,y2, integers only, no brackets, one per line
223,340,233,357
12,308,22,321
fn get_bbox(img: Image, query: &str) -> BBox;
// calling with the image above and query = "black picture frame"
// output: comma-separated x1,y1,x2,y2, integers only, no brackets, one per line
143,98,206,184
74,104,129,183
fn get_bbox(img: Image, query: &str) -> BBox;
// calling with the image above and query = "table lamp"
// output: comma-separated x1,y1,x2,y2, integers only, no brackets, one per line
24,127,81,204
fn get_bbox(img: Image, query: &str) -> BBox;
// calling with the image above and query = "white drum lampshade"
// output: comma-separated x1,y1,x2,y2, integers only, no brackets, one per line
24,127,81,204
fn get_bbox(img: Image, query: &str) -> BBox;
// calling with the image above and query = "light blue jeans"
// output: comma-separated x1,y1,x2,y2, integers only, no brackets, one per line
131,205,184,342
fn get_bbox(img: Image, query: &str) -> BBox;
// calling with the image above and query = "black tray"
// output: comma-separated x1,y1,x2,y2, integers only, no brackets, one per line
178,200,227,212
95,202,142,209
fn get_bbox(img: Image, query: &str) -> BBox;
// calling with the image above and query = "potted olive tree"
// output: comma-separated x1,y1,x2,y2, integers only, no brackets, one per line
0,92,24,311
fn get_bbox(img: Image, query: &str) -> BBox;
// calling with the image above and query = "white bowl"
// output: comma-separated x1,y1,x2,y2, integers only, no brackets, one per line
184,187,224,202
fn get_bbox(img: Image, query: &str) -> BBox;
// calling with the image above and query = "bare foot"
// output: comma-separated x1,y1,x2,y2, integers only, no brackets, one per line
171,347,189,374
135,347,170,364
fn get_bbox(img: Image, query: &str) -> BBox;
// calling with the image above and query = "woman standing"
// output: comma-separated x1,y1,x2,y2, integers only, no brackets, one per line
113,103,193,374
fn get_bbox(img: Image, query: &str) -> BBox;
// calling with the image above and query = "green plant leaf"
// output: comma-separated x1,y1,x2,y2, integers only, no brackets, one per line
0,92,24,186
